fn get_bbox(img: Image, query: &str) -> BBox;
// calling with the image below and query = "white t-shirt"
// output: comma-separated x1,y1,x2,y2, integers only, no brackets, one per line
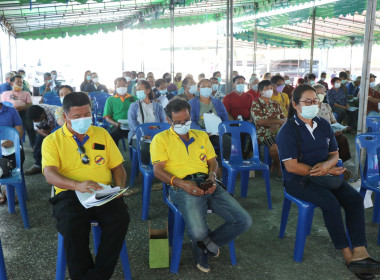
137,101,155,124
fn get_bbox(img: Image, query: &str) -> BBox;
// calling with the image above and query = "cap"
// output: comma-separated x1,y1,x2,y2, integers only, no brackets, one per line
370,73,377,78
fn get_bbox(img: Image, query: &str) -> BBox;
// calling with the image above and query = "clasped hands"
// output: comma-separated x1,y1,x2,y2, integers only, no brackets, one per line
309,162,346,177
181,174,217,196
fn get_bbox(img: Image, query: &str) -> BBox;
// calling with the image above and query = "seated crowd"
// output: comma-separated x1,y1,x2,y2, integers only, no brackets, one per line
0,67,380,280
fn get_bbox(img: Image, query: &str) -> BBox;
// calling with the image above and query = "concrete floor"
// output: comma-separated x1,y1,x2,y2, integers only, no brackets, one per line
0,133,379,280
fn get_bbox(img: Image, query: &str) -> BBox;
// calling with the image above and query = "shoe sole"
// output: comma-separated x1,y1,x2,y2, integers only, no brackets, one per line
196,264,210,273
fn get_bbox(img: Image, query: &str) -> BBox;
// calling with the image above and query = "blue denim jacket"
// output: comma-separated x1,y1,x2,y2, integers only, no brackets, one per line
127,101,167,142
189,96,228,129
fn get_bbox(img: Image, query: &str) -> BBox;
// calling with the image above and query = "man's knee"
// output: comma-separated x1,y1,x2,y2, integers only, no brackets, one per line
234,210,252,233
188,227,209,241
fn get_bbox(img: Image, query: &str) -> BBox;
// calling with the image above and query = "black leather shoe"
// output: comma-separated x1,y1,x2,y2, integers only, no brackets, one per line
354,273,375,280
349,257,380,274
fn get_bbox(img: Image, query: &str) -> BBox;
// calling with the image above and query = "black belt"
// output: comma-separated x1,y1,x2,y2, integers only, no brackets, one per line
171,172,208,191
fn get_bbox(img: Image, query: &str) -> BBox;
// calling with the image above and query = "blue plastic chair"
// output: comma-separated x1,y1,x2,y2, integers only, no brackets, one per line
0,238,7,280
92,95,110,130
128,145,139,187
42,91,58,98
135,123,171,220
355,133,380,244
89,92,110,100
55,221,131,280
0,126,29,229
1,102,13,108
279,159,348,262
162,183,236,273
366,116,380,132
43,95,62,106
218,121,272,209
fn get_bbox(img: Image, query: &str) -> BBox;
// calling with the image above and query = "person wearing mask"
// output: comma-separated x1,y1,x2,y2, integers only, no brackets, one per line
174,73,182,90
150,98,252,273
147,76,155,90
347,76,361,97
232,70,239,77
55,85,74,126
327,77,356,130
339,71,349,88
80,70,92,92
346,70,352,81
212,71,225,96
312,84,351,163
318,72,329,91
367,73,380,116
163,73,178,93
147,72,154,78
50,70,62,90
17,70,31,93
270,75,290,117
223,75,253,121
198,73,206,83
0,72,15,94
307,73,317,85
1,75,36,148
131,71,138,83
128,80,167,164
283,75,295,99
297,78,305,86
331,70,337,78
42,92,129,280
154,79,174,108
246,77,260,101
103,77,137,146
277,84,380,280
263,72,272,81
210,77,223,100
24,104,58,175
251,80,286,178
39,72,58,96
132,72,146,96
177,77,197,101
122,71,133,93
84,72,108,93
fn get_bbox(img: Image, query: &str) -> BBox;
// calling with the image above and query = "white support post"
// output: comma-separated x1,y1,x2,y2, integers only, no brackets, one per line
309,7,316,74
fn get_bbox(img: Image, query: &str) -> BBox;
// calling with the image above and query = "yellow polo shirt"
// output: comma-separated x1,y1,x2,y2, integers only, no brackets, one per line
271,92,289,117
150,127,216,179
42,123,124,194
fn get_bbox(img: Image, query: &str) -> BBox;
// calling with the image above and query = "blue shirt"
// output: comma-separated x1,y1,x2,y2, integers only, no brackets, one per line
0,103,22,127
189,96,228,128
346,82,360,97
327,87,347,108
0,82,12,94
276,114,338,183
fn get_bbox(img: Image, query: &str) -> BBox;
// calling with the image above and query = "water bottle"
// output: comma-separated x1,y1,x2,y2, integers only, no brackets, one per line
237,115,243,121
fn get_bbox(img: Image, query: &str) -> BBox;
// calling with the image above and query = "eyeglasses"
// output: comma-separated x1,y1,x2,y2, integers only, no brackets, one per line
77,145,90,164
171,120,191,129
299,99,319,106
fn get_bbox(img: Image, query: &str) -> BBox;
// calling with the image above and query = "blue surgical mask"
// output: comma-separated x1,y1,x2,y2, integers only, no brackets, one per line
334,82,341,88
86,75,91,81
212,84,218,91
136,90,146,100
236,84,245,93
370,81,376,88
60,97,64,103
309,80,315,85
252,84,258,91
189,85,198,94
172,121,192,135
217,77,222,83
132,78,137,82
341,80,347,84
299,104,319,119
69,117,92,134
159,89,167,95
200,87,212,98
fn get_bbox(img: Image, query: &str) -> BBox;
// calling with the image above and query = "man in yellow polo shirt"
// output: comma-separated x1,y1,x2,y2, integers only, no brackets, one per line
42,92,129,280
150,99,252,273
103,77,137,146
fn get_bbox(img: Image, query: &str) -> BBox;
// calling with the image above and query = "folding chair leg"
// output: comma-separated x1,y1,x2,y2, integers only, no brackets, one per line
226,171,238,195
56,233,66,280
240,171,249,197
170,215,185,273
228,241,237,266
119,241,132,280
0,238,7,280
279,198,291,238
15,183,30,229
293,206,314,262
5,185,15,214
142,173,154,220
373,193,380,224
262,168,272,210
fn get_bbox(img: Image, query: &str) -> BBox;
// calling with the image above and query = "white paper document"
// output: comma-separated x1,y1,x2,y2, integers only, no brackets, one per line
76,183,128,209
157,94,169,108
348,106,358,112
331,123,347,133
203,113,222,135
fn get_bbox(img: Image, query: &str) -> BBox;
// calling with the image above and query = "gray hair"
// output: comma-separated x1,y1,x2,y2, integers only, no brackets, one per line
312,84,325,91
5,72,15,79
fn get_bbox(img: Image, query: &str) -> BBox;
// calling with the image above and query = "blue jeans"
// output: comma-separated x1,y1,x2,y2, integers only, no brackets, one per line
169,185,252,251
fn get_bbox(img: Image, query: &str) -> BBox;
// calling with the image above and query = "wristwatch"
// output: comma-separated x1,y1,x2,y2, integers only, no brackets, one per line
209,172,217,179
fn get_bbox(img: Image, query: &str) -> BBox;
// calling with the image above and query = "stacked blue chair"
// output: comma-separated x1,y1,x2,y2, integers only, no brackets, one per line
92,95,110,130
43,92,61,106
162,183,236,273
135,123,171,220
279,159,346,261
355,133,380,244
0,237,7,280
89,91,110,100
0,126,29,229
55,221,131,280
366,116,380,132
218,121,272,209
1,102,13,108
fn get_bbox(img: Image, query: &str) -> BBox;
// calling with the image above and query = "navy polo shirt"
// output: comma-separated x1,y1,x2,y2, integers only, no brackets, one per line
0,103,22,127
276,114,338,183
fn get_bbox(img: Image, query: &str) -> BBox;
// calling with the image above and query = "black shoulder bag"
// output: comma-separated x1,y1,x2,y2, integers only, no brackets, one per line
290,117,342,190
0,158,12,178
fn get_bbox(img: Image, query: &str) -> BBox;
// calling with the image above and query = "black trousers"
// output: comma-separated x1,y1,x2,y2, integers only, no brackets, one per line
33,134,44,167
18,110,36,147
50,191,130,280
109,126,129,147
285,178,366,249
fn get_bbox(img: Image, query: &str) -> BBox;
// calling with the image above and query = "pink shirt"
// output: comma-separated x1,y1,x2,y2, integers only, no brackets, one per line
1,90,32,108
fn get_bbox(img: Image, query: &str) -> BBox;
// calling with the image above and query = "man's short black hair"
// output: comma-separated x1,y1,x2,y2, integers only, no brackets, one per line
155,78,166,88
233,75,245,83
308,73,316,80
321,72,326,77
43,72,51,80
339,71,348,80
114,77,127,87
58,85,74,93
163,72,171,78
212,71,221,78
258,80,272,92
270,75,285,85
165,99,191,119
63,92,91,114
28,105,46,120
10,75,22,83
18,69,25,74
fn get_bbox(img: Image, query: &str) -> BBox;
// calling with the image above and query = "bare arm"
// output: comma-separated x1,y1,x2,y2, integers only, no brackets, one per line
105,115,120,127
368,96,380,104
44,166,103,193
111,163,127,189
56,117,65,126
255,118,285,126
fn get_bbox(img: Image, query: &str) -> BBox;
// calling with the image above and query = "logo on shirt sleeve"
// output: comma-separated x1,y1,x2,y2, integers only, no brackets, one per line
94,155,105,165
199,153,207,162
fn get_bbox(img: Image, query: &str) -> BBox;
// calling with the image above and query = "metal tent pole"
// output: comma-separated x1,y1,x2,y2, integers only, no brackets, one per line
170,0,175,79
349,43,353,72
309,7,316,74
15,37,18,70
229,0,233,91
0,41,3,84
253,19,258,74
267,45,270,72
297,47,300,79
355,0,377,177
8,33,12,70
226,0,230,93
121,29,125,72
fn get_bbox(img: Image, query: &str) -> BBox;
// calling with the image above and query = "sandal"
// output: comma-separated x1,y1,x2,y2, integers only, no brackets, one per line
0,196,6,205
123,188,139,197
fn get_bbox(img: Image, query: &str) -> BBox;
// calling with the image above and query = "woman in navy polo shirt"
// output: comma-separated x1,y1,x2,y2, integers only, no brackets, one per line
277,85,380,279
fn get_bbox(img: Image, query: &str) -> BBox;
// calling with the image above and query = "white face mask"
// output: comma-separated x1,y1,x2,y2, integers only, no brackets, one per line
334,82,341,88
93,78,99,83
252,84,258,91
60,97,64,103
317,94,325,102
116,87,128,95
285,80,291,85
262,89,273,98
125,76,132,82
